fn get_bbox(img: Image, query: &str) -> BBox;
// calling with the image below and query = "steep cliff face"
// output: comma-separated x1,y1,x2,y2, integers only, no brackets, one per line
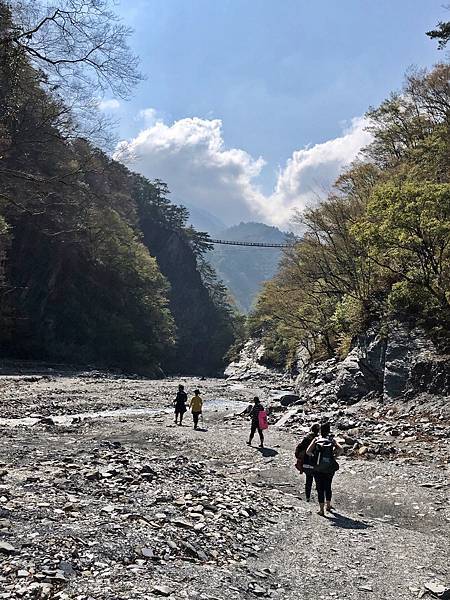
295,322,450,403
136,188,236,375
227,322,449,404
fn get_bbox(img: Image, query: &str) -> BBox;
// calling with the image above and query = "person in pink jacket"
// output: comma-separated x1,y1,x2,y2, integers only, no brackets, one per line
246,396,265,448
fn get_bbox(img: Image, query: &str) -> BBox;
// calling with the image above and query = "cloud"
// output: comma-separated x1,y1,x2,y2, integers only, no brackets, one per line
260,117,372,225
138,108,162,126
115,112,371,228
98,99,121,111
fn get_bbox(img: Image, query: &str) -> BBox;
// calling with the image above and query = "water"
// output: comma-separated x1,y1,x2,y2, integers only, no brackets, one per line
0,398,248,428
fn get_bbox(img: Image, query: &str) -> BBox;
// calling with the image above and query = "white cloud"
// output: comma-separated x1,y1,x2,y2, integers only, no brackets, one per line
115,112,372,228
138,108,162,126
98,99,121,111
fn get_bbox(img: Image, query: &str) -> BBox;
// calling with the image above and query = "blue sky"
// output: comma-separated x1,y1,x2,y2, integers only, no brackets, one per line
110,0,447,227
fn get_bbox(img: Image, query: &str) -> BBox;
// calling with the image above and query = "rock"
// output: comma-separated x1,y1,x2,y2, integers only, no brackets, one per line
141,547,155,559
0,541,18,555
248,583,266,596
171,518,194,529
224,339,287,382
59,561,76,577
279,394,300,407
151,585,173,597
424,581,450,599
17,570,30,578
180,541,208,561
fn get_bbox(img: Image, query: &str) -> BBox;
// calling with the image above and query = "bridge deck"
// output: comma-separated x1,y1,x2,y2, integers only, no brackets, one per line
209,239,292,248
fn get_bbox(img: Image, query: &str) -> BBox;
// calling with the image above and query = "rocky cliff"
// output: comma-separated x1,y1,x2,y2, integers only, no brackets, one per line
294,322,450,404
229,321,449,408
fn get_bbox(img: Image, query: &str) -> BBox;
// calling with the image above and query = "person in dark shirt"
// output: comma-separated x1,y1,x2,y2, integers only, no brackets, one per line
295,423,320,501
246,396,265,448
174,384,188,426
307,421,343,516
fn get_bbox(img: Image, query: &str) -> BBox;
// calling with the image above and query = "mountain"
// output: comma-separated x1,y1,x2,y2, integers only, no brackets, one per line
0,13,239,376
207,222,288,313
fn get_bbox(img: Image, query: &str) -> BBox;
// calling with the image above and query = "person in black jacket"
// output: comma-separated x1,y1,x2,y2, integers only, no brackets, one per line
307,421,343,516
294,423,320,501
174,384,188,426
246,396,265,448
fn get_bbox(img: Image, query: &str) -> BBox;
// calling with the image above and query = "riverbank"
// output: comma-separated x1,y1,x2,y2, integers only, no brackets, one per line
1,373,449,599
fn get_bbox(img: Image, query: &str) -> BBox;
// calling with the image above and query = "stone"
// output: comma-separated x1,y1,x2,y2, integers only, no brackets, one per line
0,541,18,555
248,583,266,596
141,547,154,559
180,541,208,561
424,582,450,599
279,394,300,407
17,570,30,578
171,518,194,529
59,561,76,577
151,585,173,597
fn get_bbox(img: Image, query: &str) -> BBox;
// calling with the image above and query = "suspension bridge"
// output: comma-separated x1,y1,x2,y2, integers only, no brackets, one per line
209,238,293,248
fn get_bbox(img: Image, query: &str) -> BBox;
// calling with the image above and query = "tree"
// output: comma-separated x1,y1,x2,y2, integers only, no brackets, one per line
354,182,450,314
1,0,142,145
427,20,450,49
5,0,141,96
250,64,450,366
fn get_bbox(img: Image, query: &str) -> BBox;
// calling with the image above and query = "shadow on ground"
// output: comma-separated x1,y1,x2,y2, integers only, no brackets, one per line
328,511,373,530
257,447,279,458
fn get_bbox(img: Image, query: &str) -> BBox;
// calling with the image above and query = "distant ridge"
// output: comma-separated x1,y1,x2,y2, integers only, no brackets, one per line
208,222,288,313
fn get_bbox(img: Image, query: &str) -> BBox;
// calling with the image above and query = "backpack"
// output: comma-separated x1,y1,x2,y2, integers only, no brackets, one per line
258,410,269,431
313,438,338,473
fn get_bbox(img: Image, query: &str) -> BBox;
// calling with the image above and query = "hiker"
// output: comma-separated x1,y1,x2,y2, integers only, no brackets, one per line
294,422,321,502
306,421,342,516
174,384,188,426
246,396,267,448
189,389,203,430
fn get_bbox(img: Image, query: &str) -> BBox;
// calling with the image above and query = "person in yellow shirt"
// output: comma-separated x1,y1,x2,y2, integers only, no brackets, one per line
189,389,203,430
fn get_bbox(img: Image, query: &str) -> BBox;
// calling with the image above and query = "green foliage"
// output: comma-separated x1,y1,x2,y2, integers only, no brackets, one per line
0,0,240,374
251,64,450,365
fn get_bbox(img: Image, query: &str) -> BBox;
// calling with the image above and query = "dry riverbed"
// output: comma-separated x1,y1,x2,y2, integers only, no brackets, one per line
1,373,449,600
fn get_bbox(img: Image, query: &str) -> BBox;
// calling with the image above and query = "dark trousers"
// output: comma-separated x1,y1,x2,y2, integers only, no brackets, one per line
314,472,334,503
304,470,314,500
249,421,264,444
192,411,201,427
175,408,185,423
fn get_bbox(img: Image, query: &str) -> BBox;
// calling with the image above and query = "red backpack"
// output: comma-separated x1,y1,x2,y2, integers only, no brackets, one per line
258,410,269,430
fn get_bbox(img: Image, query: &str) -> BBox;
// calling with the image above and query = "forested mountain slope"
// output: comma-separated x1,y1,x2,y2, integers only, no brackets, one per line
208,222,288,312
249,64,450,370
0,2,239,375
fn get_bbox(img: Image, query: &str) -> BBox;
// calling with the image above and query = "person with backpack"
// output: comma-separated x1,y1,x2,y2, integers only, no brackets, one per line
246,396,267,448
306,421,342,516
294,423,320,502
189,389,203,430
174,384,188,426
